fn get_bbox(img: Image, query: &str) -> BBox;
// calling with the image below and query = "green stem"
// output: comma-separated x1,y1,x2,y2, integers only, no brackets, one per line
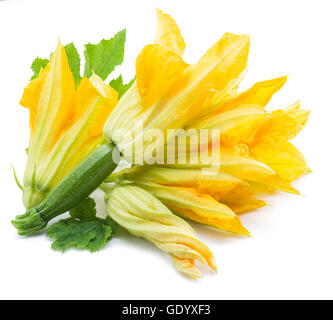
12,143,118,235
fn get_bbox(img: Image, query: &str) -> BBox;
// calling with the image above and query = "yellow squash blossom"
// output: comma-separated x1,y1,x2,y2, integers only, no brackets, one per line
104,9,309,239
21,41,118,208
185,100,310,193
105,184,216,279
13,8,310,281
103,9,250,164
150,102,309,219
108,166,250,236
251,101,310,182
108,100,309,238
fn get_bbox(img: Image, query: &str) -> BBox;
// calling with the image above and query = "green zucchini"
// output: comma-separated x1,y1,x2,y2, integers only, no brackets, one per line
12,143,118,235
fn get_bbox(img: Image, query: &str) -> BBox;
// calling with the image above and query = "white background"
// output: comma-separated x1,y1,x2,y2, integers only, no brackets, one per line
0,0,332,300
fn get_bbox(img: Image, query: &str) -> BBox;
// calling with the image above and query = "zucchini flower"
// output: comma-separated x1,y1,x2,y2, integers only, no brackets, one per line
20,41,118,208
103,9,250,164
108,166,250,236
13,9,309,238
183,100,310,197
108,93,309,234
105,184,216,279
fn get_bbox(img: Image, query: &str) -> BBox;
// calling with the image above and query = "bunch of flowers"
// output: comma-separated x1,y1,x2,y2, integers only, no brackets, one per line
12,10,309,278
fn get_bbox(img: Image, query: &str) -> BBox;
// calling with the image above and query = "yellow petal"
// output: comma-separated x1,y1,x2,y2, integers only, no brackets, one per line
20,71,45,134
44,75,118,185
135,181,250,236
219,153,300,195
177,33,250,121
136,44,188,107
154,9,186,56
20,40,75,146
189,106,269,145
85,74,119,135
222,194,266,214
255,101,310,141
116,165,247,198
152,240,215,270
285,101,310,127
162,149,275,183
201,70,247,117
213,76,287,113
219,153,275,181
170,256,202,279
250,178,300,195
251,136,310,182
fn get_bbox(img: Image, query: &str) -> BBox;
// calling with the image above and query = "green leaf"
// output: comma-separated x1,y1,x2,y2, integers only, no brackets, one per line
105,216,119,235
64,43,81,88
109,75,135,98
30,57,49,80
85,220,113,252
84,29,126,80
46,218,114,253
47,197,119,253
69,197,97,221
